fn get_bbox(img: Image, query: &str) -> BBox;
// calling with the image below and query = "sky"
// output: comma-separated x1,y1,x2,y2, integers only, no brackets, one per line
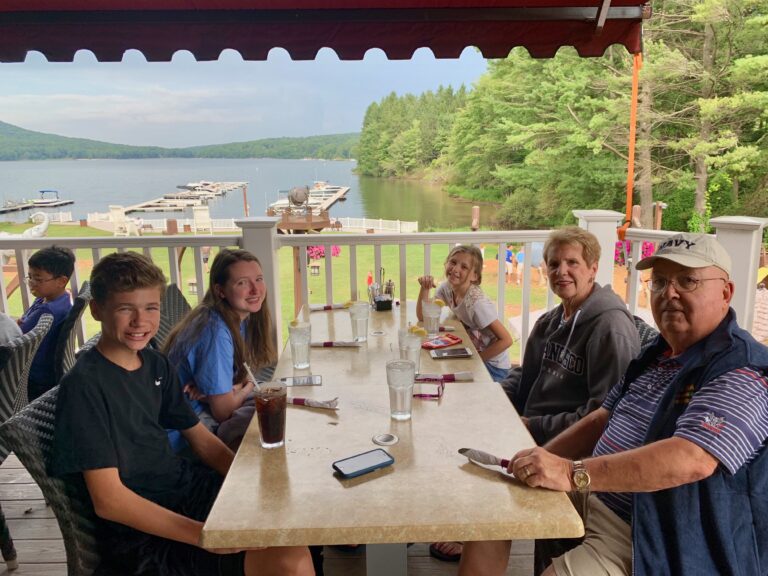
0,48,488,148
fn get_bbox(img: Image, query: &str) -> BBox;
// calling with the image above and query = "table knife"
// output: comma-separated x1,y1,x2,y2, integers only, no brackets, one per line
458,447,510,469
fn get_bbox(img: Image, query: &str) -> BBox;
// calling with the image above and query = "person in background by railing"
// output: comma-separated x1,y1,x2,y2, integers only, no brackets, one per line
18,245,75,400
164,248,277,451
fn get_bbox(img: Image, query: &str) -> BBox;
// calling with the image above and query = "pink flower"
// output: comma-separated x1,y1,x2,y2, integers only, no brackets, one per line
614,240,656,265
307,245,342,260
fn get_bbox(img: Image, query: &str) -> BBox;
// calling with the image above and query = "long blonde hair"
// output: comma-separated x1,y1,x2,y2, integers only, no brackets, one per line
163,249,276,383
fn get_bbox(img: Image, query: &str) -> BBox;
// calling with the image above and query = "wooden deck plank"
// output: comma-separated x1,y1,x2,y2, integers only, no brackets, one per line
0,564,67,576
7,518,62,539
0,500,55,520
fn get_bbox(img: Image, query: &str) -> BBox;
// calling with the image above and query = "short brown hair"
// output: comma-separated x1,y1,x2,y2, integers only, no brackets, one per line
543,227,601,266
90,252,166,304
445,245,484,285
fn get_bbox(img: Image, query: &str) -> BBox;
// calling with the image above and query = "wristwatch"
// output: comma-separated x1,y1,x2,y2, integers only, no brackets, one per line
571,460,591,492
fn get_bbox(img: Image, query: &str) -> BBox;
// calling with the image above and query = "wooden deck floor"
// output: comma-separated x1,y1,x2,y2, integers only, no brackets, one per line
0,455,533,575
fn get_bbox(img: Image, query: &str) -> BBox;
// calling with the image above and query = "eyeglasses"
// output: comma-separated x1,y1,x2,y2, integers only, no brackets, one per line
646,275,727,294
24,275,58,285
413,380,445,400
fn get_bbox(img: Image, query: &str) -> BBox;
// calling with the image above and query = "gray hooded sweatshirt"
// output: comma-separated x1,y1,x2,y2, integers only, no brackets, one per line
501,283,640,445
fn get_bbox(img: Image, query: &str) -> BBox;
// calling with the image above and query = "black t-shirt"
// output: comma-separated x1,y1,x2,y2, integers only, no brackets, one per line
52,347,199,507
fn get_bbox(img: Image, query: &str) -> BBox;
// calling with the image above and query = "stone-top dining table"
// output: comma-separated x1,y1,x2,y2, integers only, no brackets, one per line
202,303,583,575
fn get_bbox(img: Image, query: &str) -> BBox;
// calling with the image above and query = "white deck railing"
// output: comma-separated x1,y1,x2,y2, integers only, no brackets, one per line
333,217,419,233
2,210,766,358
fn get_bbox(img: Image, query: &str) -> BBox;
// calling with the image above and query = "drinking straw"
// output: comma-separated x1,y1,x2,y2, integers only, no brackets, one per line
243,362,263,393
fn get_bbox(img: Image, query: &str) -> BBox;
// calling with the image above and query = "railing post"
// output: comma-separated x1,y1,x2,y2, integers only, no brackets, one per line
572,209,624,289
236,217,283,345
711,216,768,332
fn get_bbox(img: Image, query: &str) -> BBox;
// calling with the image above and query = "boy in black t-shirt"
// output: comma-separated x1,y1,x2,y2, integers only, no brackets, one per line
52,252,313,576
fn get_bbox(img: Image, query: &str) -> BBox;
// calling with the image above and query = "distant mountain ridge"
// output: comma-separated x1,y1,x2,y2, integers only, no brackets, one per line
0,121,359,161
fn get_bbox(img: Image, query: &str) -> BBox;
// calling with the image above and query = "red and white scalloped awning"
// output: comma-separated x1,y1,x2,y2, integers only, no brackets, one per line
0,1,649,63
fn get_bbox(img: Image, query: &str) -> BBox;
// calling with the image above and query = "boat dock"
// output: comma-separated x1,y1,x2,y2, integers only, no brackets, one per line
0,199,74,214
125,181,247,214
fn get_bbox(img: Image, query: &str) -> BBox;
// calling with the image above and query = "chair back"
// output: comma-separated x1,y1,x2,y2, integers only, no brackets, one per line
154,283,192,349
192,205,213,235
0,313,54,421
634,315,659,353
53,282,92,384
0,386,103,575
108,205,129,237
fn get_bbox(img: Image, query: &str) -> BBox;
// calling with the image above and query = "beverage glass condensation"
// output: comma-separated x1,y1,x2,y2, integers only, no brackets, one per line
288,322,311,369
386,359,415,421
255,383,287,449
349,302,370,342
399,333,422,374
422,299,441,338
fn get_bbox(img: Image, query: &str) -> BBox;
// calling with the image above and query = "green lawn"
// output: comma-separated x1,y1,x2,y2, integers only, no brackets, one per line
3,225,550,360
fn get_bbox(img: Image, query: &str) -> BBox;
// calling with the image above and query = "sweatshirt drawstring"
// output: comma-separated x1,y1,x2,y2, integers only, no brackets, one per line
559,309,581,364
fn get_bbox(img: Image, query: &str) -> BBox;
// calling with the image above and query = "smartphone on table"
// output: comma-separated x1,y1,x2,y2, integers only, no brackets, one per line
332,448,394,478
430,347,472,359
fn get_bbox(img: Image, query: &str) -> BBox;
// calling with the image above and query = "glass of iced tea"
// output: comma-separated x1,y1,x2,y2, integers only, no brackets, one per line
254,383,287,449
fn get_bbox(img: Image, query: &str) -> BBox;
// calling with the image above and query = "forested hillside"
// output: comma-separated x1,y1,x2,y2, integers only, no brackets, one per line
0,121,359,161
358,0,768,232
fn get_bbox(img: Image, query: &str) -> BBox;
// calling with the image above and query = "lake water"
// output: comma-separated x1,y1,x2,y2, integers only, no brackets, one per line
0,158,494,229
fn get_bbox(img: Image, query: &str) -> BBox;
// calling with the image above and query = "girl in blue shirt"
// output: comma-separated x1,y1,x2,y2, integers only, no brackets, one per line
164,249,276,449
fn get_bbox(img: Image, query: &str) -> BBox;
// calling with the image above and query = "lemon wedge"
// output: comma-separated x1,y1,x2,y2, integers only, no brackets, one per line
289,319,299,327
343,300,355,308
409,326,428,337
434,298,446,307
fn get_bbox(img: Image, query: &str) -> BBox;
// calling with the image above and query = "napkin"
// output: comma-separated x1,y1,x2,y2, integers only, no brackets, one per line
289,397,339,410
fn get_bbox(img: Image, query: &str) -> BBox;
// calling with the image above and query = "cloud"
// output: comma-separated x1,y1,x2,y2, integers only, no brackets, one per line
0,49,487,147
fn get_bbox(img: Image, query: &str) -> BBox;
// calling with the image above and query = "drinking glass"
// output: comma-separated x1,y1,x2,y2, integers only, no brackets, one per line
288,321,311,369
386,359,415,421
349,302,370,342
422,299,441,338
399,333,422,374
254,383,287,449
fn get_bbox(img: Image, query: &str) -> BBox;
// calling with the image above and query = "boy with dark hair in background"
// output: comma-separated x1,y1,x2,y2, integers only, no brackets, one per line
52,251,313,576
18,245,75,400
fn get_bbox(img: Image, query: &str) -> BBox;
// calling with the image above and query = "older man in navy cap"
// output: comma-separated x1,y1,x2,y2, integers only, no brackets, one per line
459,233,768,576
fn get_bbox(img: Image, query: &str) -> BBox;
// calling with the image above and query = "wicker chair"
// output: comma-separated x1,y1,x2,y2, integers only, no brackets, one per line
53,282,92,386
0,386,105,575
633,315,660,353
0,313,54,570
153,283,192,349
76,333,101,358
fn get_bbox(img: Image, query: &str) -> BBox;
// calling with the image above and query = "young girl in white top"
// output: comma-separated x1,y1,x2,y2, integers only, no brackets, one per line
417,245,513,382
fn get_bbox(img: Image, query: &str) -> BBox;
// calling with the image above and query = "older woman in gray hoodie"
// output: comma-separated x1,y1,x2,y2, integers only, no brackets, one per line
501,226,641,445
